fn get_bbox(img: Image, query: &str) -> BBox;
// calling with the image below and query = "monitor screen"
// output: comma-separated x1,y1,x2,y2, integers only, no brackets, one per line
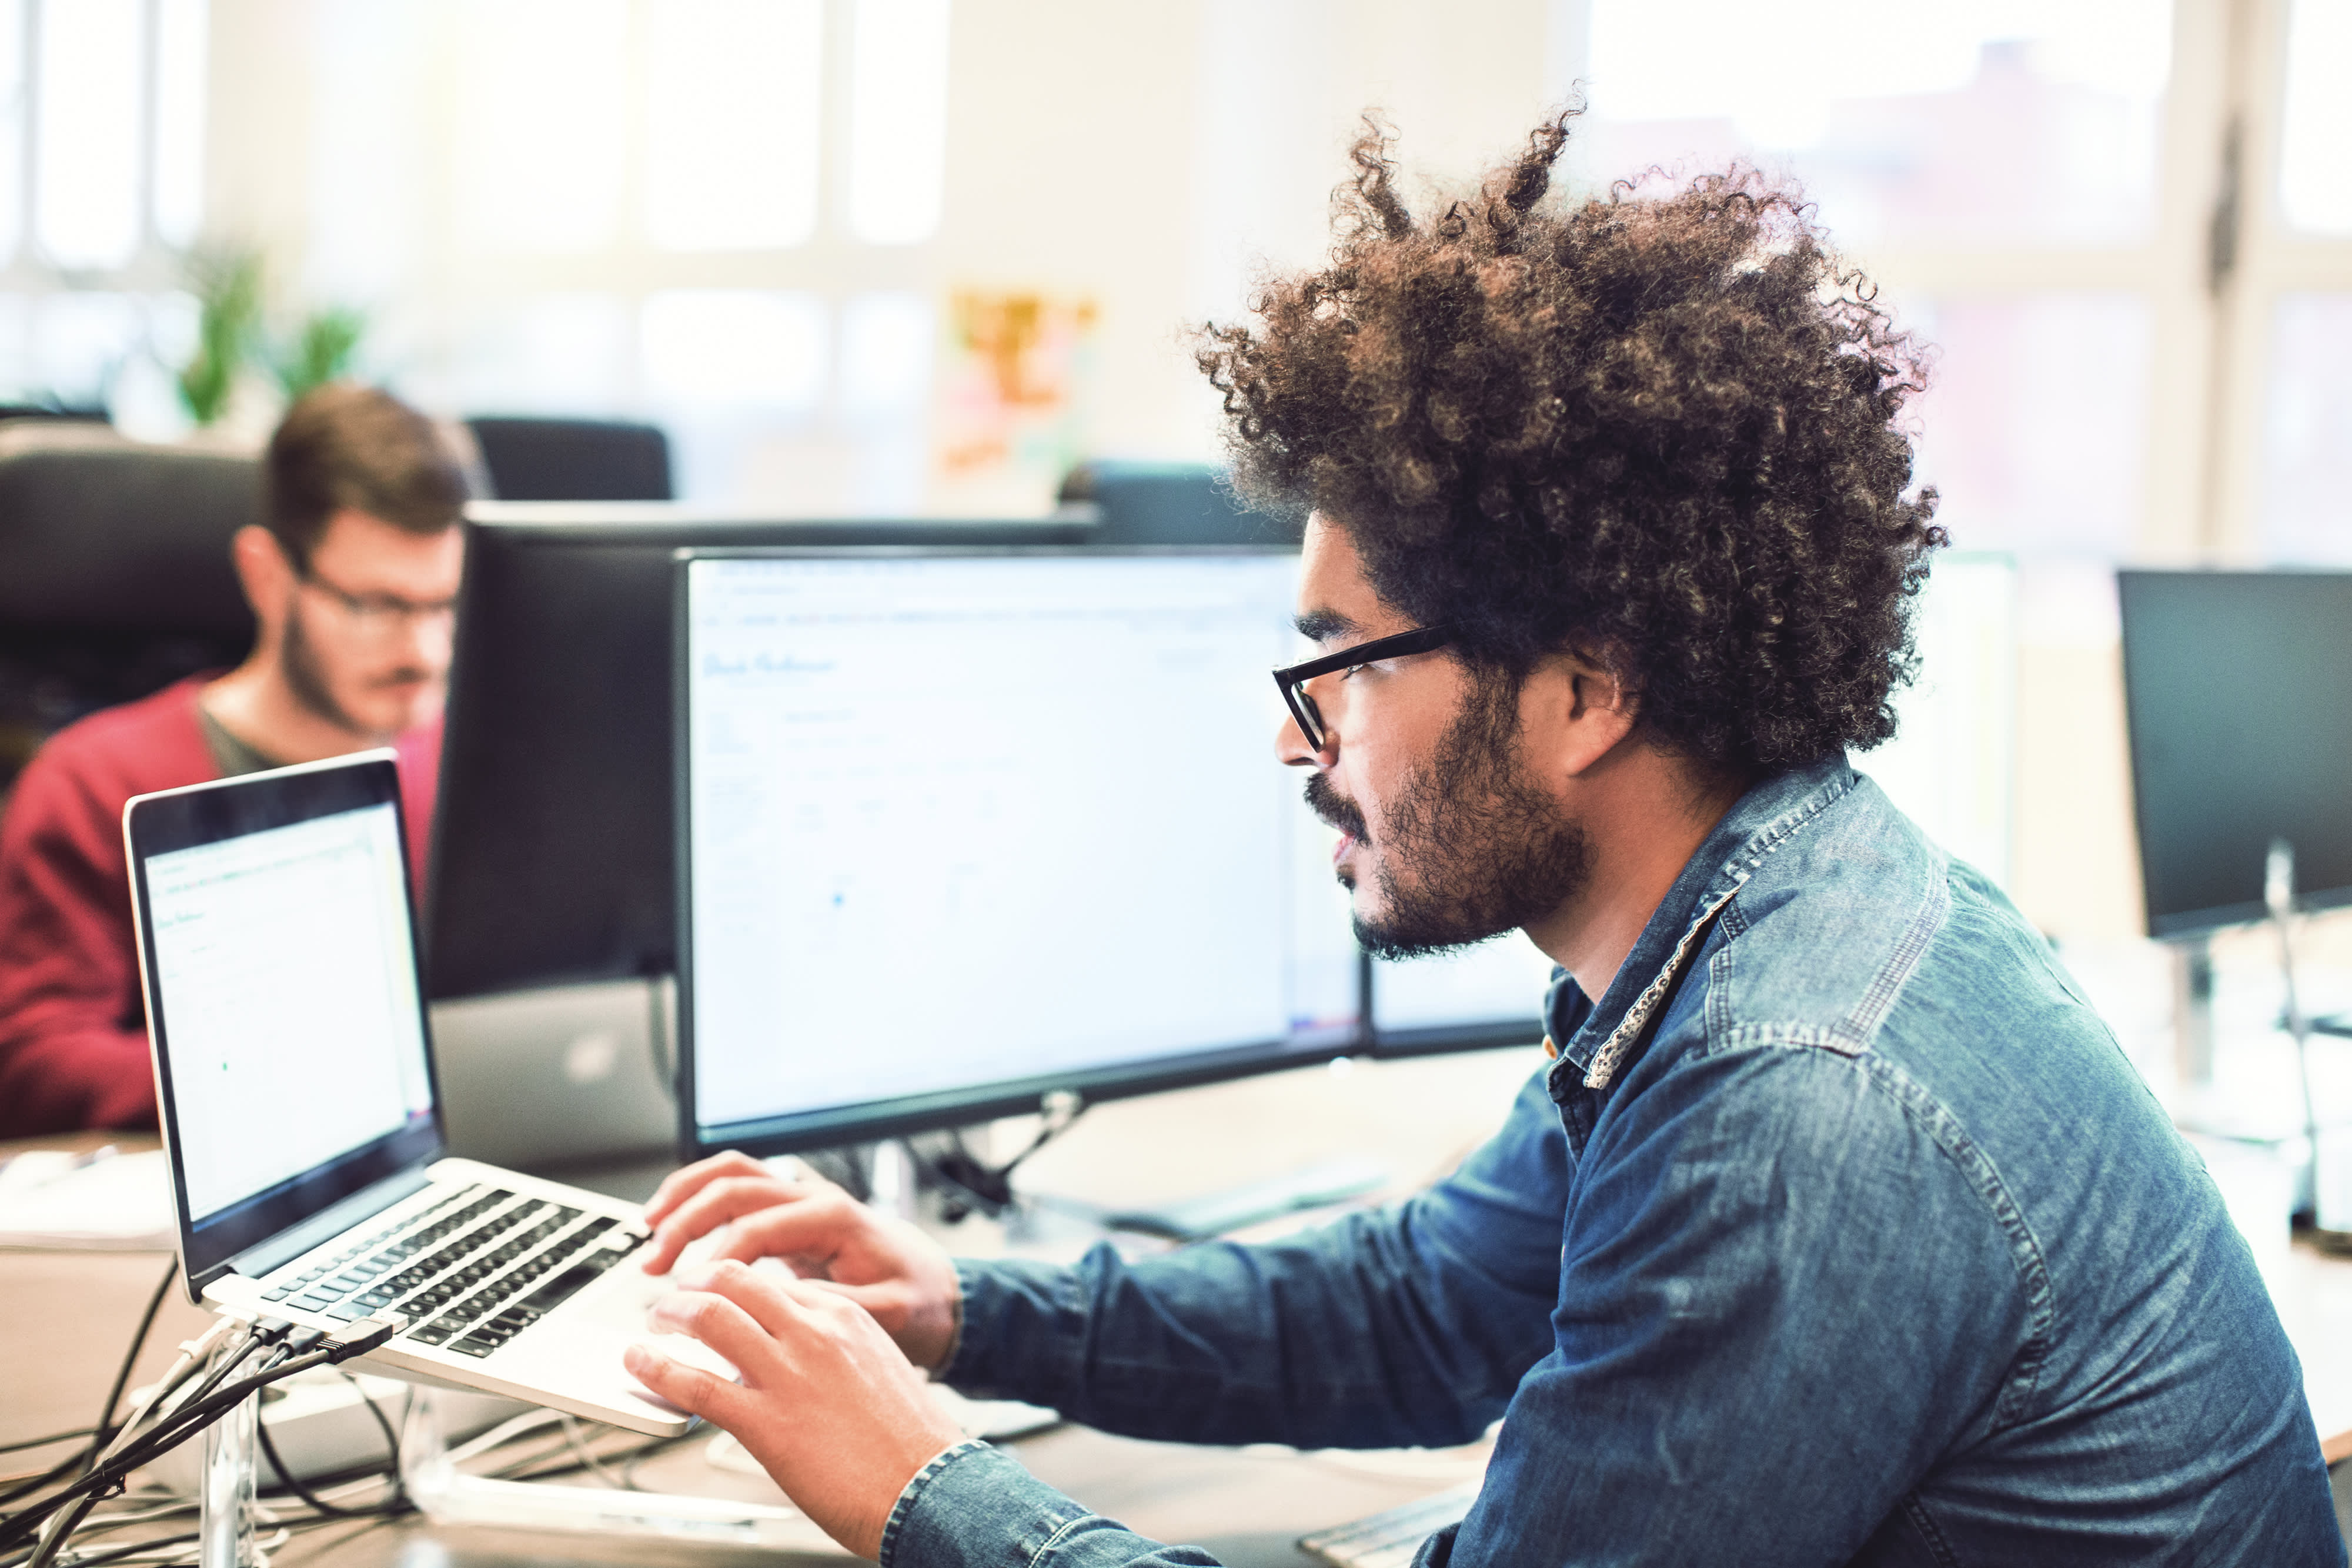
426,509,1090,1000
677,548,1359,1152
2119,569,2352,937
1367,940,1559,1057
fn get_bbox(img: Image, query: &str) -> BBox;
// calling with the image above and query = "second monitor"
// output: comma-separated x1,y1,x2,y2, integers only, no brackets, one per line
677,547,1360,1155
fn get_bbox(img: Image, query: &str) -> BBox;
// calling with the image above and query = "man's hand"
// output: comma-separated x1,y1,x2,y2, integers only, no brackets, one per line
640,1151,960,1372
627,1261,967,1560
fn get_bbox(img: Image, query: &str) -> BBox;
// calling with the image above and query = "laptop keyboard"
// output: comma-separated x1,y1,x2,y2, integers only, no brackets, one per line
259,1183,643,1357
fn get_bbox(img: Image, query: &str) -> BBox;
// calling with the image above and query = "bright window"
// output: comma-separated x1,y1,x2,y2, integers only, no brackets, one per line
2261,295,2352,561
152,0,206,250
35,0,146,269
641,290,828,410
453,0,631,255
1906,295,2153,558
2278,0,2352,235
847,0,951,245
1584,0,2171,248
646,0,823,252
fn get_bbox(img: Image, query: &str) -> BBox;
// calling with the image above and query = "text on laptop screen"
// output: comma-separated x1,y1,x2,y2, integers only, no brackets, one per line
145,802,433,1223
684,553,1357,1142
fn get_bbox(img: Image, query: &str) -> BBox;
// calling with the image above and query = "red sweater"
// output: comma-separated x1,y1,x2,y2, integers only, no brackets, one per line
0,677,440,1135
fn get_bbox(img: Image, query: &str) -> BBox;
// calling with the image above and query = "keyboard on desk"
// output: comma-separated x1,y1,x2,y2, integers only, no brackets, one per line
1298,1482,1480,1568
258,1183,642,1359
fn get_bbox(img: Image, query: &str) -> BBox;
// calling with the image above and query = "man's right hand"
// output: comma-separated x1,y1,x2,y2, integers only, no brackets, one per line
638,1151,961,1374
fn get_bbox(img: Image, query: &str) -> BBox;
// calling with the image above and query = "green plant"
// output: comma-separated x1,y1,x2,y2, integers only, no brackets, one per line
273,306,368,403
176,250,263,427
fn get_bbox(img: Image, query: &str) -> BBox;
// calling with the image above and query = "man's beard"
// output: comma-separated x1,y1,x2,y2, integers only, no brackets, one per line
1305,678,1591,960
282,604,423,740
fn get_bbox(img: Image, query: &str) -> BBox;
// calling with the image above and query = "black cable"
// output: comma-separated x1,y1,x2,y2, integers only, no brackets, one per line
0,1457,84,1513
79,1349,313,1487
252,1417,403,1522
336,1373,403,1489
6,1317,397,1563
0,1266,174,1513
923,1095,1085,1219
248,1373,407,1523
2,1329,266,1520
0,1436,94,1461
83,1266,176,1477
0,1349,325,1553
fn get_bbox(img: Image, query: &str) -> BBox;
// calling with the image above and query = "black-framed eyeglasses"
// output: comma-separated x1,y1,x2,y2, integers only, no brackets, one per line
1272,624,1455,752
298,567,459,640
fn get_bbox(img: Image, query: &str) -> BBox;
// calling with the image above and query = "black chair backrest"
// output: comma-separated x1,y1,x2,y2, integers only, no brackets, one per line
0,423,256,637
0,423,259,786
1057,460,1299,547
465,417,674,503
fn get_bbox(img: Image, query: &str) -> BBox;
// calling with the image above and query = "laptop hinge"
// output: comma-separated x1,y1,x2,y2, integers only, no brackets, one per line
219,1166,433,1288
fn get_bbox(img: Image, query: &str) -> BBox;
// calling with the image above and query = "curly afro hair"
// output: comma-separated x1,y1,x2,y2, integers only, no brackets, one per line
1197,110,1945,776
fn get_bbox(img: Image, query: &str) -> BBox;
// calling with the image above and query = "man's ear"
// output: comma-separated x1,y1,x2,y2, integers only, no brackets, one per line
230,525,293,627
1519,648,1639,781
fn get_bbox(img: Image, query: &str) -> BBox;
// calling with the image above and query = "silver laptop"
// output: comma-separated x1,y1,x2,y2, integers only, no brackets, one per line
124,751,725,1437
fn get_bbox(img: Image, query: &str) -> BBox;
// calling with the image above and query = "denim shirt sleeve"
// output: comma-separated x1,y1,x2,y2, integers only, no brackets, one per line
940,1068,1567,1450
882,1441,1222,1568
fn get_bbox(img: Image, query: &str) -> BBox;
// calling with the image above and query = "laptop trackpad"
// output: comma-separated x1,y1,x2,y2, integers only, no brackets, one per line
477,1256,740,1415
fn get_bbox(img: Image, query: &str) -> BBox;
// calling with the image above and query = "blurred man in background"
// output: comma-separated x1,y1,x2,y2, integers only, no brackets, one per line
0,385,472,1134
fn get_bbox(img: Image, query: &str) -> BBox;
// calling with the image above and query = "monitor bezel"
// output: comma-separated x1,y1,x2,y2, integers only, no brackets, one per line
670,543,1355,1159
123,753,445,1298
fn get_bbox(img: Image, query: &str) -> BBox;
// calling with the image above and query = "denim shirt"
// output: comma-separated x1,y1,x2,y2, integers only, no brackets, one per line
884,760,2342,1567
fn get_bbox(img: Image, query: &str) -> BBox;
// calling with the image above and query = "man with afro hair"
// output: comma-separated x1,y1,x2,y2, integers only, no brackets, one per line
623,113,2340,1564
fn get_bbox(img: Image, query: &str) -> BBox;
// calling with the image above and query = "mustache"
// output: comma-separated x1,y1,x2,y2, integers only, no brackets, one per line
1303,773,1367,842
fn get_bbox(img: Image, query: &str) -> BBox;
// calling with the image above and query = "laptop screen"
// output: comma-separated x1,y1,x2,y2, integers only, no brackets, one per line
127,753,443,1291
146,801,433,1220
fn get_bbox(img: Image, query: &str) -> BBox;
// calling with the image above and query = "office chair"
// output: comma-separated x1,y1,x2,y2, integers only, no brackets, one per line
0,423,258,787
1056,459,1301,547
463,416,674,502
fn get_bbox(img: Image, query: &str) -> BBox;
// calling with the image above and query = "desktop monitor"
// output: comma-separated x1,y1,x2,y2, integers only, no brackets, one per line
426,507,1091,1002
675,547,1361,1155
2119,569,2352,937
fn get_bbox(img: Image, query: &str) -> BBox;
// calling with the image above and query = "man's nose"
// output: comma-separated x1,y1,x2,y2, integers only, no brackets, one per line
1275,708,1333,770
403,608,457,667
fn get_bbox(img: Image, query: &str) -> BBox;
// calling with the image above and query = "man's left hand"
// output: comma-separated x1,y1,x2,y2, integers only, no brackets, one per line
626,1259,967,1559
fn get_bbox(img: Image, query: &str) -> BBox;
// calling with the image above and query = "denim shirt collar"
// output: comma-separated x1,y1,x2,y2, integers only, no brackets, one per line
1544,755,1859,1094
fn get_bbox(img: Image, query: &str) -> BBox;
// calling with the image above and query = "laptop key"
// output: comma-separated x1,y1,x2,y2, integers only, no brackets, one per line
412,1223,606,1341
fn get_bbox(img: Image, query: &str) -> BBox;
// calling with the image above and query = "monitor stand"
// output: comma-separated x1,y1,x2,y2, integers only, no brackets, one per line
395,1392,834,1552
902,1098,1393,1244
1034,1152,1391,1242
